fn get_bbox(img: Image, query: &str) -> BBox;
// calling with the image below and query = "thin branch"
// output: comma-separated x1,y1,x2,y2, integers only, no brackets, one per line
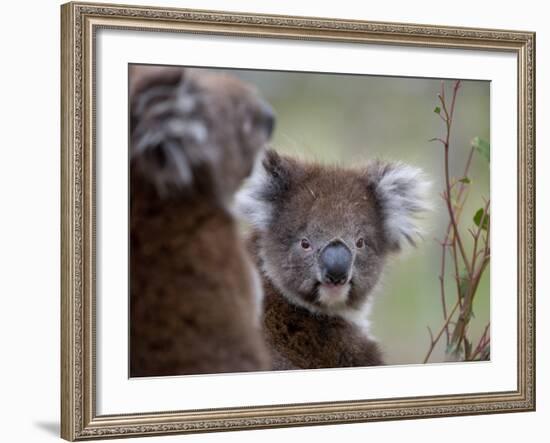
423,299,461,363
426,80,491,364
438,242,450,345
427,326,435,344
430,118,475,355
441,81,472,276
471,323,491,360
470,199,490,273
451,240,463,309
449,254,490,349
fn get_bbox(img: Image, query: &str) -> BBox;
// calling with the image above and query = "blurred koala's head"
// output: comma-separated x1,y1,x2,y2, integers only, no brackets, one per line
130,65,275,199
236,149,430,316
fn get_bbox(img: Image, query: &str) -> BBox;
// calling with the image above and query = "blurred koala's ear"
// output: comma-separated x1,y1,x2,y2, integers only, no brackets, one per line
235,149,298,230
129,65,186,103
130,67,210,196
366,161,431,251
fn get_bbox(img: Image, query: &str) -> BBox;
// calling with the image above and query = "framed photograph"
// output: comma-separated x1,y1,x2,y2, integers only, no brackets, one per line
61,1,535,440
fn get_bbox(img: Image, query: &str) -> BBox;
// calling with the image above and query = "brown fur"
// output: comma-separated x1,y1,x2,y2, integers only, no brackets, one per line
246,233,383,370
238,150,429,370
129,66,274,376
264,290,383,369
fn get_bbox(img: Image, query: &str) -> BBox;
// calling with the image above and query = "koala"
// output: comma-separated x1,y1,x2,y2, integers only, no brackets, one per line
129,65,275,377
236,149,430,370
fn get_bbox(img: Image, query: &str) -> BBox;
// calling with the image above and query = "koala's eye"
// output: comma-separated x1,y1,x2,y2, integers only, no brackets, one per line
356,238,365,249
300,238,311,250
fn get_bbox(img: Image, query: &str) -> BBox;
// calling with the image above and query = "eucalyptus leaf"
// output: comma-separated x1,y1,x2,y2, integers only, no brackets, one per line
472,136,490,163
473,208,489,231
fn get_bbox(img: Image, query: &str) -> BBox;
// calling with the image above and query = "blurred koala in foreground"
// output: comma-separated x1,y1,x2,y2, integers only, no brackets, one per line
237,150,431,370
129,65,275,377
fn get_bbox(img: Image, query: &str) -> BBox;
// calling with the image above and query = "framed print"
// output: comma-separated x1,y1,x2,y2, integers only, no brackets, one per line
60,1,536,440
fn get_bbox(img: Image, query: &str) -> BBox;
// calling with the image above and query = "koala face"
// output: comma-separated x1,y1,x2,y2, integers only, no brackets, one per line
237,150,430,315
130,66,275,199
261,181,386,312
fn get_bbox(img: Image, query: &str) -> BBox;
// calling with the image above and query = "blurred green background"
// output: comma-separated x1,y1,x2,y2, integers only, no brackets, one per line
199,67,490,365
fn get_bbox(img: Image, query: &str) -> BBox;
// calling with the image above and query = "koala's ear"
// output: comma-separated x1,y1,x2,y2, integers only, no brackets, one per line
366,161,431,251
235,149,298,230
129,65,186,102
130,67,209,196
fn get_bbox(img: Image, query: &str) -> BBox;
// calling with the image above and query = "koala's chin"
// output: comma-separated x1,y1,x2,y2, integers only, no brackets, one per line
237,149,431,371
317,283,351,308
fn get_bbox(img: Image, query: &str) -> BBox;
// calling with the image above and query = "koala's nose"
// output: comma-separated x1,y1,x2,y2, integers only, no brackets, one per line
320,240,352,286
259,100,275,138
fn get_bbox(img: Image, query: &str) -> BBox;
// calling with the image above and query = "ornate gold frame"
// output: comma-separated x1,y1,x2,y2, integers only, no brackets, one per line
61,1,535,440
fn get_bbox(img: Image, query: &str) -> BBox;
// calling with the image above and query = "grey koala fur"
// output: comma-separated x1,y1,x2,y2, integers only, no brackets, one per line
236,149,430,370
129,65,275,377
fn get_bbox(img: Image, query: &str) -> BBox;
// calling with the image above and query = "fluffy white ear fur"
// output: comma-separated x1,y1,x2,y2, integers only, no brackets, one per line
234,153,273,230
368,161,432,250
236,153,431,246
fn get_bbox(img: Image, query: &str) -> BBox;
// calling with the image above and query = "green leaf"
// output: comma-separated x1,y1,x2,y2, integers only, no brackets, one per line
434,106,441,114
473,208,489,231
472,136,490,163
458,177,471,184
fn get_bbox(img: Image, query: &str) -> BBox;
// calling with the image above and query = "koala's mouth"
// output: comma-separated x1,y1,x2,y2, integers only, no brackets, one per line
300,281,321,304
314,280,352,308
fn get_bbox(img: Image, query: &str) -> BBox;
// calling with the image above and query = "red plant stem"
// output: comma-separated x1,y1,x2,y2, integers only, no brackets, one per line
471,322,490,360
451,198,490,353
471,199,491,272
439,242,450,345
457,147,476,201
440,81,472,276
440,146,476,316
451,239,463,310
427,81,491,363
423,299,461,363
449,254,490,352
